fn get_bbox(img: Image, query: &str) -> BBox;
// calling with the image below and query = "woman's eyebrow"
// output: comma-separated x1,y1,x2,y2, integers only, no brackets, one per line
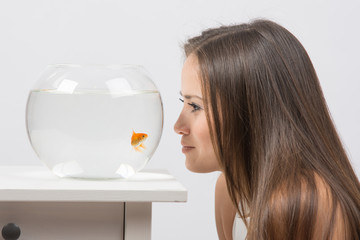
179,91,203,100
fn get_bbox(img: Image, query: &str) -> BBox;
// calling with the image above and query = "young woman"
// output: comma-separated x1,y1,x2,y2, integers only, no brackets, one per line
174,19,360,240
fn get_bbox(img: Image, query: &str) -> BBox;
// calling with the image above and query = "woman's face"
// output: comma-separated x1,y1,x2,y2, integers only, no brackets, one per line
174,54,220,173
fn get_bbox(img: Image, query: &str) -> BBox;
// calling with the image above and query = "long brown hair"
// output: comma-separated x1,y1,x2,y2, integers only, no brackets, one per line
184,19,360,239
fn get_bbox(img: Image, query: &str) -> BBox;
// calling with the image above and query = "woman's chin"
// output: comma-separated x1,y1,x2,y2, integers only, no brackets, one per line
185,159,220,173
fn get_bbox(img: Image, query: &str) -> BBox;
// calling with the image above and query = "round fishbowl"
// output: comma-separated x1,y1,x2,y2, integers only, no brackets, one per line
26,64,163,179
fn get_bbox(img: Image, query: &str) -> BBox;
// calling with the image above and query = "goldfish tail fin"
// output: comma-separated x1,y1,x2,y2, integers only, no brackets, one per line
134,146,142,152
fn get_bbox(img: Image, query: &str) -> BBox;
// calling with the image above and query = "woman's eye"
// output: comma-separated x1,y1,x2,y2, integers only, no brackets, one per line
188,103,202,112
179,98,202,112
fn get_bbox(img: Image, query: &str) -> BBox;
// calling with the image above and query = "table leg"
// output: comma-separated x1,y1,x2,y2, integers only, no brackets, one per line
124,202,152,240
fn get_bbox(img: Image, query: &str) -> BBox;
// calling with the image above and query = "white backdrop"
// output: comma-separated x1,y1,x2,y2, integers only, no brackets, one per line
0,1,359,239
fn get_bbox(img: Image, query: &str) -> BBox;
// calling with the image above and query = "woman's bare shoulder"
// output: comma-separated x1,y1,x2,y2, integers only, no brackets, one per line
312,174,346,239
215,173,237,240
268,173,346,239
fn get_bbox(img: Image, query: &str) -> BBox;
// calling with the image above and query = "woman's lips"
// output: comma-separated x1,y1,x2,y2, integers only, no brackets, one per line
182,146,195,153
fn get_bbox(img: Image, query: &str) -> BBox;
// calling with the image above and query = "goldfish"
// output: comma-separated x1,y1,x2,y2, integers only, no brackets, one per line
131,130,148,152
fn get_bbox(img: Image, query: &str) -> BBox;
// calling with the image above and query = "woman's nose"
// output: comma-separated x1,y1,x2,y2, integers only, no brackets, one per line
174,114,189,135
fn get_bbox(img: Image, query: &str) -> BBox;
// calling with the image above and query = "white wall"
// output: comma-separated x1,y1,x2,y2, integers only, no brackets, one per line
0,0,359,239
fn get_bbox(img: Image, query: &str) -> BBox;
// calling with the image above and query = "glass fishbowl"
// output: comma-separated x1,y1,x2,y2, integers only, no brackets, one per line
26,64,163,179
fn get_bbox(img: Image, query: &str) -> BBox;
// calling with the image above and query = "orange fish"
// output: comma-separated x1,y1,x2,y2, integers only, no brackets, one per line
131,130,148,152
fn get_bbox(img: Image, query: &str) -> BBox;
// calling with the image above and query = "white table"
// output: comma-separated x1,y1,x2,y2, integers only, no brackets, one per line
0,166,187,240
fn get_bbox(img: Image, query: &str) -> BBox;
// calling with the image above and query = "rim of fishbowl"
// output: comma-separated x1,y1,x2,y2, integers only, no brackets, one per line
47,63,147,70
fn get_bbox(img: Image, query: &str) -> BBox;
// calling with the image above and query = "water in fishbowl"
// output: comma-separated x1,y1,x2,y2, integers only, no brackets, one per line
26,89,163,179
